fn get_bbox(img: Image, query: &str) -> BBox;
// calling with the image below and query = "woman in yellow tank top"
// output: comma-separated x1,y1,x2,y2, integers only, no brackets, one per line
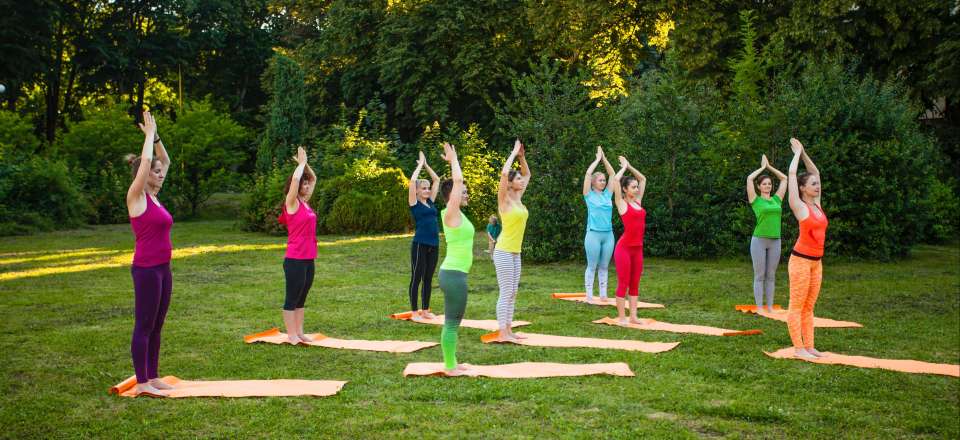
493,139,531,342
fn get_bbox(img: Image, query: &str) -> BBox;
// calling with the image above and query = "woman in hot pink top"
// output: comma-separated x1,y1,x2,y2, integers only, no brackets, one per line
277,147,317,344
125,110,174,397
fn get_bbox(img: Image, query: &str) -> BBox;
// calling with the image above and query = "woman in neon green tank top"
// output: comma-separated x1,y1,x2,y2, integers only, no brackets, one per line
494,139,531,342
437,142,475,376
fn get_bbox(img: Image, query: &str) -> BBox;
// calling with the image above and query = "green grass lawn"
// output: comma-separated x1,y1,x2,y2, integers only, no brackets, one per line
0,220,957,439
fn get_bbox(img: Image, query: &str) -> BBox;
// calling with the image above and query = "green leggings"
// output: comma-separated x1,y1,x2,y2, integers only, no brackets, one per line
439,269,468,370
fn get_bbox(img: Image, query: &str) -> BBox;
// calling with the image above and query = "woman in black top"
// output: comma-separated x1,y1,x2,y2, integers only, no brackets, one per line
407,151,441,320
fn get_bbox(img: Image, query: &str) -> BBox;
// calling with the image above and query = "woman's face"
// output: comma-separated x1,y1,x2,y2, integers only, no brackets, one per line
299,179,316,198
758,177,772,195
510,174,528,191
418,181,431,200
625,180,639,199
801,175,821,198
147,161,165,190
592,174,607,191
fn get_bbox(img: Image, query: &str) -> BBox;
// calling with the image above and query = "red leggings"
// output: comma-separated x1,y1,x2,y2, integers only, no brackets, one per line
614,243,643,298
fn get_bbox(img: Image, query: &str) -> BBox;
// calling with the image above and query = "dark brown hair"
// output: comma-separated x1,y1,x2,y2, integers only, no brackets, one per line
125,154,162,179
441,179,454,201
621,175,637,194
283,172,315,198
756,174,773,188
798,172,816,187
508,169,520,182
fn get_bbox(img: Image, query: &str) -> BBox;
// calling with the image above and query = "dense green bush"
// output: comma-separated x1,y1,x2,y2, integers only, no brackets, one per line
0,111,41,160
241,165,289,235
321,158,410,233
494,58,629,262
57,103,143,224
0,158,89,235
162,100,250,218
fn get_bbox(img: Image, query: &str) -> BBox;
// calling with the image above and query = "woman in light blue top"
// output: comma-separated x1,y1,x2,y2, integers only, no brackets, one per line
582,146,616,303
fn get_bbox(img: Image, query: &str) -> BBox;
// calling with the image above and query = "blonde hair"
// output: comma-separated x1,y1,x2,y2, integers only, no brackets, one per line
416,179,430,188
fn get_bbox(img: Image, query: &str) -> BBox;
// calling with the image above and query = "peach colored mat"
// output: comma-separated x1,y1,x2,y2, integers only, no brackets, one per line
244,328,436,353
480,331,679,353
765,348,960,377
109,375,346,398
551,293,664,309
734,305,863,328
403,362,635,378
388,311,531,331
593,316,762,336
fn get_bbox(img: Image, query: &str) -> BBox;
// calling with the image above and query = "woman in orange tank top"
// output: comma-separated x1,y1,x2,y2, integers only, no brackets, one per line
786,138,829,359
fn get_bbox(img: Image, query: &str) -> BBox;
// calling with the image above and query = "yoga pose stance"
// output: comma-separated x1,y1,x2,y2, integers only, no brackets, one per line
438,142,475,376
125,110,174,397
278,147,317,345
609,156,647,324
786,138,829,359
582,145,616,303
494,139,531,341
407,151,441,321
746,154,787,312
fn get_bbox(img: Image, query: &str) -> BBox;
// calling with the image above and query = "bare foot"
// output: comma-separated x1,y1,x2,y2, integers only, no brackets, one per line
806,347,827,357
585,297,594,304
444,368,467,377
422,311,437,319
299,333,313,342
599,297,609,303
148,378,174,390
629,318,642,325
496,330,518,342
135,383,168,397
618,317,628,325
794,348,817,359
287,334,302,345
511,332,528,340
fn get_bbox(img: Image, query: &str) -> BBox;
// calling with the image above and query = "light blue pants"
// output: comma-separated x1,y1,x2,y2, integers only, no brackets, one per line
750,236,781,308
584,230,615,299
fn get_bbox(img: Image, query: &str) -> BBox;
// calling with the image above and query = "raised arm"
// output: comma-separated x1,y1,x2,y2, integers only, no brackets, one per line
498,139,522,206
151,120,171,176
764,154,788,199
787,139,808,221
517,140,531,183
600,147,615,181
612,156,629,215
746,157,765,204
408,152,425,206
127,111,157,206
442,142,464,227
286,147,307,213
797,140,821,205
423,155,441,203
625,162,647,206
583,146,602,196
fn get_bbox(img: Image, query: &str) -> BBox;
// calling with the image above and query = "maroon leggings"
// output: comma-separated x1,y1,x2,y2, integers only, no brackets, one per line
614,243,643,298
131,263,172,383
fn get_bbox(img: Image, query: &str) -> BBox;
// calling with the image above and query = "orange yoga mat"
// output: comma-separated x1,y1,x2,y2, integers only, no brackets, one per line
403,362,635,378
551,293,665,309
244,328,437,353
480,331,679,353
734,305,863,328
109,375,346,398
388,311,531,331
765,348,960,377
593,316,762,336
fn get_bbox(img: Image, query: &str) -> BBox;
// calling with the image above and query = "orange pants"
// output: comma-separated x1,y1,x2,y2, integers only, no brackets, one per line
787,254,822,348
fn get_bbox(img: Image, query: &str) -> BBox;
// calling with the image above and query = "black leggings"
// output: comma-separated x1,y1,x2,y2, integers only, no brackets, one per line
409,242,438,311
283,258,314,310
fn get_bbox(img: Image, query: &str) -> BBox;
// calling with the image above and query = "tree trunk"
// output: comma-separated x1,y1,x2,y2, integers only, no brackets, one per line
44,21,65,144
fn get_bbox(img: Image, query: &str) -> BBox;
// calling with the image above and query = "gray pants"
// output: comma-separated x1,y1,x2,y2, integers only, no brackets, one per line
750,237,781,308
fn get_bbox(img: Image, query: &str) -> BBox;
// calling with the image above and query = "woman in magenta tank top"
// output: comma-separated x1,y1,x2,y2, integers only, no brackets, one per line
610,156,647,325
125,111,174,397
277,147,317,345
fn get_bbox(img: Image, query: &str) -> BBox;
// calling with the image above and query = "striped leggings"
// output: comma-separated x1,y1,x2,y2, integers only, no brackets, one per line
493,249,522,329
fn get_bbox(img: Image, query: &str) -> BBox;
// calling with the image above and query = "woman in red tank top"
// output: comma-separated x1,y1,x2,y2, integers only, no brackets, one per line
125,111,175,397
786,138,829,360
610,156,647,325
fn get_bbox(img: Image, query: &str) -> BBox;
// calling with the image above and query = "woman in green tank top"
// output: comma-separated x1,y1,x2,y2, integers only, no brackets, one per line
437,142,475,376
746,154,787,313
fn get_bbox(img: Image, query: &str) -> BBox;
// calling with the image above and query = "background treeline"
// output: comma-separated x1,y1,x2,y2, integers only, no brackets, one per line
0,1,957,261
